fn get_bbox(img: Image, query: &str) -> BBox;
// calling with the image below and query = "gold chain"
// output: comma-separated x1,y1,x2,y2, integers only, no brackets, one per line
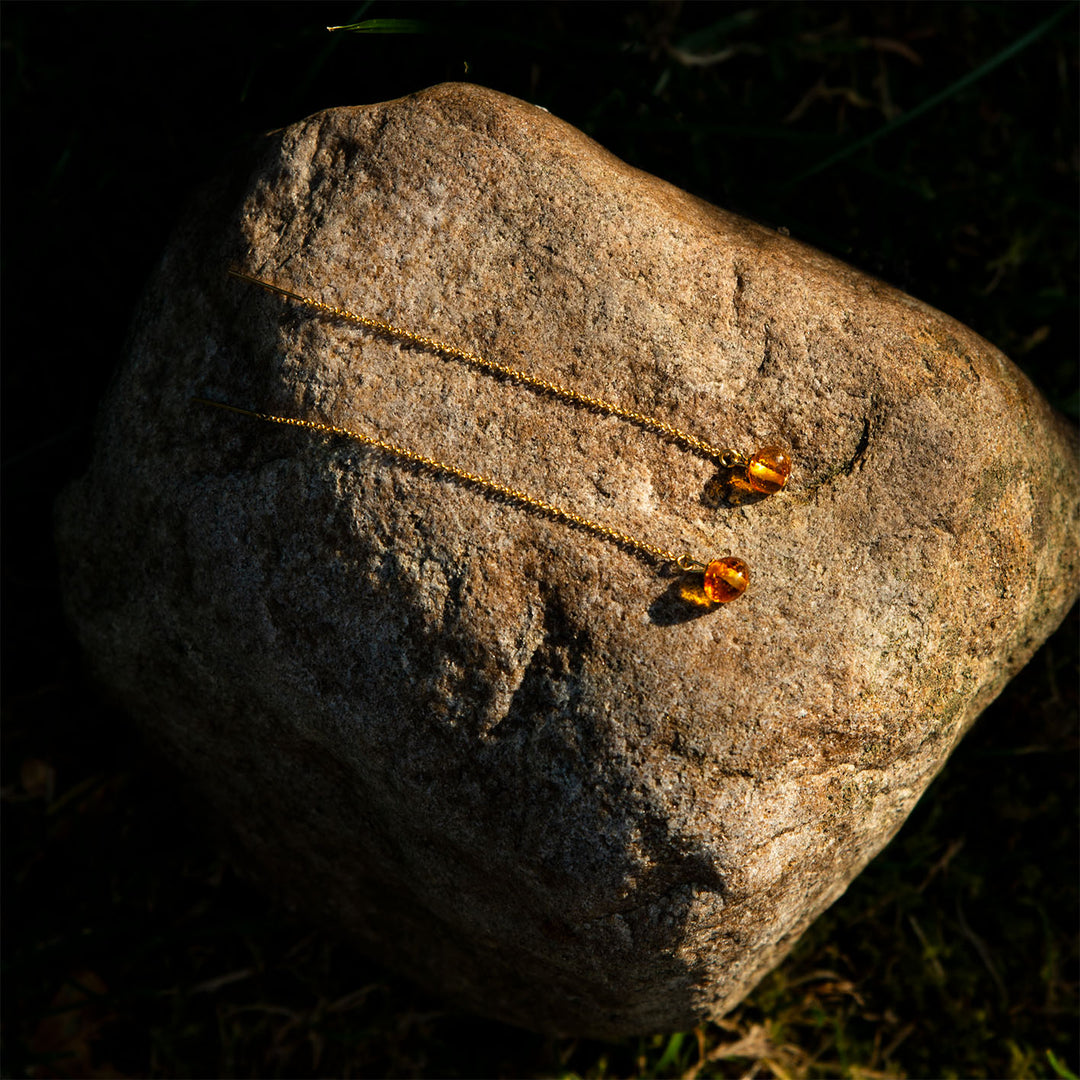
227,268,744,469
198,268,774,602
192,397,702,572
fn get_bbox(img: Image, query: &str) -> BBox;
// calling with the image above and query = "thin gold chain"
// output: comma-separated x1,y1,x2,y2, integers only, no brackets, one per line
227,268,744,469
193,398,707,572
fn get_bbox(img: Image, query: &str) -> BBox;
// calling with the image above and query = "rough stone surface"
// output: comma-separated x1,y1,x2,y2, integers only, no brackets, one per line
56,83,1079,1037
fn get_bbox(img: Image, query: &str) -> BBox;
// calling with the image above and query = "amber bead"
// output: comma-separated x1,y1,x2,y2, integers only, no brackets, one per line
702,556,750,603
746,445,792,494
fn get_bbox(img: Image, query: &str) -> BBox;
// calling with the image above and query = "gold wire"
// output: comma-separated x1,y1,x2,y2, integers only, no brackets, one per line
227,268,744,469
193,398,698,571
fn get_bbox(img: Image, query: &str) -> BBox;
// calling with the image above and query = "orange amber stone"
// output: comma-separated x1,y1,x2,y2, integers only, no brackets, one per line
746,445,792,494
702,556,750,603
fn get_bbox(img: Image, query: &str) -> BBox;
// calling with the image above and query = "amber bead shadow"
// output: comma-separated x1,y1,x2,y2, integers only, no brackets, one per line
701,469,771,509
647,576,730,626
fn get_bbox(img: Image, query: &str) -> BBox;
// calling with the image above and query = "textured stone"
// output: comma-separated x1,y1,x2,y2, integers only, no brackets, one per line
55,84,1079,1037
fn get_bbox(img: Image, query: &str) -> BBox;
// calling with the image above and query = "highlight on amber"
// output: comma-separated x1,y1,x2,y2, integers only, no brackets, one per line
702,556,750,603
746,445,792,495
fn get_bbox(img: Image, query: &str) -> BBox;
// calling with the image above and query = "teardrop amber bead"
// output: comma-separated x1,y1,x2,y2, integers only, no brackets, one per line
702,556,750,603
746,445,791,495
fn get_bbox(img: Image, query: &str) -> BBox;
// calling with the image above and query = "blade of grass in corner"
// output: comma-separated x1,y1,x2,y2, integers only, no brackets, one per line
1048,1049,1080,1080
330,16,621,56
286,4,372,107
327,18,433,34
787,1,1076,186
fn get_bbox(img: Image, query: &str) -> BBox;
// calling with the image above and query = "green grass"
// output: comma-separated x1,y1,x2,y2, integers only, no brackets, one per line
3,3,1076,1076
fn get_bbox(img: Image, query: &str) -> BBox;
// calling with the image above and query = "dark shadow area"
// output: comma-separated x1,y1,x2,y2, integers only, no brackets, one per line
701,469,774,509
648,575,732,626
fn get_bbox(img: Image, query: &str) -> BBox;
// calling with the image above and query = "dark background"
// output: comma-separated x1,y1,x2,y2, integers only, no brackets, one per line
3,3,1077,1077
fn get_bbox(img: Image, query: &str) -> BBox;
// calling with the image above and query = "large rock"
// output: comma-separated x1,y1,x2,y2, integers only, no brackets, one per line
55,83,1079,1037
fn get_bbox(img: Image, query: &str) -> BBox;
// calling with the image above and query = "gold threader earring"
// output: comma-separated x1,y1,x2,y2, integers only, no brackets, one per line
195,270,793,604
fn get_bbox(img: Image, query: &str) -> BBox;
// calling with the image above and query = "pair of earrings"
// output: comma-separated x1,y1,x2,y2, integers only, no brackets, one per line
198,270,791,604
